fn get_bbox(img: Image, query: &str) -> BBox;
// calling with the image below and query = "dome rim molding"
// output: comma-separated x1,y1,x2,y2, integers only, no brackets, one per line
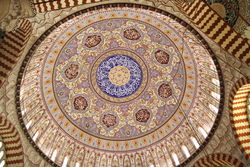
15,2,225,167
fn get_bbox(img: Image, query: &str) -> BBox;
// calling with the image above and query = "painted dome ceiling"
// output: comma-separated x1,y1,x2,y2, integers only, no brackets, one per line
17,4,224,167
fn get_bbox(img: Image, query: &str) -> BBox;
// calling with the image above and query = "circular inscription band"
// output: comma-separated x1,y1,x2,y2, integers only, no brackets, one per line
91,50,148,103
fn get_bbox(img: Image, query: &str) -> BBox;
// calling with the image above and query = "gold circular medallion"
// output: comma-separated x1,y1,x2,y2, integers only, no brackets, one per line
108,66,131,86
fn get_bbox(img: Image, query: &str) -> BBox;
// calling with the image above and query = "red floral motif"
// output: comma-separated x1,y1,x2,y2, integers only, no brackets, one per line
135,109,150,123
158,83,172,99
155,50,170,64
65,64,79,80
73,96,88,110
102,114,117,128
123,28,141,40
84,35,102,48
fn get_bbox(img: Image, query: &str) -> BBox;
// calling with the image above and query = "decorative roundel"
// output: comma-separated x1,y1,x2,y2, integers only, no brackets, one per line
158,83,172,99
101,112,119,129
91,49,148,103
123,27,142,41
96,54,142,98
17,4,224,167
84,34,102,48
63,62,80,80
135,109,151,123
108,65,131,86
154,49,170,65
73,95,88,111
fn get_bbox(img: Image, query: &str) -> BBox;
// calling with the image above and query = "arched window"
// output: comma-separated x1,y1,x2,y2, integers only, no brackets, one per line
198,127,208,138
171,153,180,166
0,160,5,167
181,145,190,158
26,120,33,130
21,110,25,116
209,65,216,71
62,157,69,167
32,131,39,142
211,78,220,86
51,150,57,161
191,137,200,149
211,91,220,100
0,151,3,160
209,104,218,113
75,162,80,167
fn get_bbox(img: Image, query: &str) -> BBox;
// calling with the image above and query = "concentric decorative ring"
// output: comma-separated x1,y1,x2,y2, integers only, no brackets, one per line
91,49,148,103
17,4,224,167
96,54,142,98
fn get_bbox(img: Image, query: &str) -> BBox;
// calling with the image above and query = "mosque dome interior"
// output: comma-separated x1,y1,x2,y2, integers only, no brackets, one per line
0,0,250,167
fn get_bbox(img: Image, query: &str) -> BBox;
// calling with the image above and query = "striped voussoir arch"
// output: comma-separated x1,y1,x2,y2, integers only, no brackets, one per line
31,0,105,13
171,0,250,66
193,153,245,167
228,77,250,159
0,116,24,167
0,19,32,88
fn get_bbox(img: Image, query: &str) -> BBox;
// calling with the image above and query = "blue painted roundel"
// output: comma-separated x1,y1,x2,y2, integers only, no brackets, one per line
96,55,142,98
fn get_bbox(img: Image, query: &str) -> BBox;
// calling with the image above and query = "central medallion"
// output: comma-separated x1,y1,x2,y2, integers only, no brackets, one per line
91,50,148,103
96,55,142,98
108,65,131,86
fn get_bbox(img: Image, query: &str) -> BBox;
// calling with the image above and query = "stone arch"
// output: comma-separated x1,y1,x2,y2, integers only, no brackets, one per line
0,116,24,167
193,153,245,167
229,76,250,159
30,0,104,13
172,0,250,66
0,19,32,87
